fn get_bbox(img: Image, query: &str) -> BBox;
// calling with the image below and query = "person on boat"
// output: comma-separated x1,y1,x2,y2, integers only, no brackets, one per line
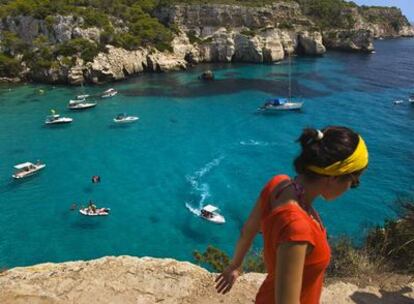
201,209,212,218
215,126,369,304
88,200,97,213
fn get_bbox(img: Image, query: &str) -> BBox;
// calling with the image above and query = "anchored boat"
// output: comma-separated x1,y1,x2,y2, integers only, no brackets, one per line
68,99,97,110
113,113,139,124
101,88,118,98
12,161,46,179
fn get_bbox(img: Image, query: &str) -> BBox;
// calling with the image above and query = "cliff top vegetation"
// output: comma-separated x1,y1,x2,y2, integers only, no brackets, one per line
0,0,411,80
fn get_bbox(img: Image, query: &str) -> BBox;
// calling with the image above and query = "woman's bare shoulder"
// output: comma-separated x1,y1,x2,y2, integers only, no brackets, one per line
269,180,299,210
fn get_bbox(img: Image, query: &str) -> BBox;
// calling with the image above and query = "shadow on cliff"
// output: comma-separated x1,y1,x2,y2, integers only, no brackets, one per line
350,287,414,304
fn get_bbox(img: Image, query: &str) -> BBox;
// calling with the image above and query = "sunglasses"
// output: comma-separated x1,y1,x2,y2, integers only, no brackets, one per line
350,174,360,189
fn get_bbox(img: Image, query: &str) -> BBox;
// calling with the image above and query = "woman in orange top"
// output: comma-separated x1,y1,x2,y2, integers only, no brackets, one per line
215,126,369,304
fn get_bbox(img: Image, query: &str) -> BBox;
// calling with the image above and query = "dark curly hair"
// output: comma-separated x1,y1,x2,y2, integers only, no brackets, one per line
294,126,360,179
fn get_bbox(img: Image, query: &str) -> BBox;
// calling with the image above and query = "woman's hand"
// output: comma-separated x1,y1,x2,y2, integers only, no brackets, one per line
215,264,241,294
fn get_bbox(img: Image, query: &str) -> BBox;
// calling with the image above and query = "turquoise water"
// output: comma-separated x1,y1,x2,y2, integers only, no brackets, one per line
0,39,413,268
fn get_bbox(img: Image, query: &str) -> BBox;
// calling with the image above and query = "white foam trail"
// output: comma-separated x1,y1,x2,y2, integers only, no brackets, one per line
240,139,277,146
185,202,201,216
185,156,224,212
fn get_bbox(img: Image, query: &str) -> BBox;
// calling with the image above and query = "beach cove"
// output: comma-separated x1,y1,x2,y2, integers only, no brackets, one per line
0,38,414,269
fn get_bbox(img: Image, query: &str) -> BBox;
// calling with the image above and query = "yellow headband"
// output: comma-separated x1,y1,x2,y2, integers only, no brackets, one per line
307,135,369,176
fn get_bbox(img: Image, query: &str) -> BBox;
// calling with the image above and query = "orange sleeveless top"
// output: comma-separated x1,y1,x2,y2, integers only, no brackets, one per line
255,175,331,304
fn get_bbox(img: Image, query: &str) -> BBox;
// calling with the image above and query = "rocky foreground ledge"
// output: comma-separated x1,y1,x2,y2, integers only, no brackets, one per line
1,256,413,304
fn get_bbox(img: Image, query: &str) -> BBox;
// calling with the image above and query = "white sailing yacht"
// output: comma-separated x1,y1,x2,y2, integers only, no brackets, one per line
258,53,303,112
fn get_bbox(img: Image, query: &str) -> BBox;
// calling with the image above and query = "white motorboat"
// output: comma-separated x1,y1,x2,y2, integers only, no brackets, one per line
113,113,139,124
200,205,225,224
45,114,73,125
12,161,46,179
258,98,303,112
68,99,97,110
101,88,118,98
409,98,414,104
393,100,404,105
79,207,110,216
76,94,90,99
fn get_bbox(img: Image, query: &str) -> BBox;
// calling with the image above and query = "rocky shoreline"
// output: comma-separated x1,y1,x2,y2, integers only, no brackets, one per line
0,2,413,85
0,256,413,304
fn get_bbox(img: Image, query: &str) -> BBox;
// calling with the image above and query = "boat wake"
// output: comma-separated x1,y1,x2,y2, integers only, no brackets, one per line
185,155,224,216
240,139,276,146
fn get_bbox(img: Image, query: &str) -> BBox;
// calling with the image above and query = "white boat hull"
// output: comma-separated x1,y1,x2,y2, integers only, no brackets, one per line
200,214,226,224
12,164,46,179
113,116,139,123
45,117,73,124
259,102,303,112
68,103,97,110
79,208,110,216
102,92,118,98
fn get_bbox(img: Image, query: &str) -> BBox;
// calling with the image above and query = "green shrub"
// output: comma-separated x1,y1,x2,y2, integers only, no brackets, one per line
243,250,265,273
0,31,27,55
193,245,265,273
32,58,53,70
194,245,231,272
112,32,142,50
55,38,99,62
0,54,22,77
327,237,376,277
278,21,294,29
365,198,414,273
77,8,110,28
240,28,256,36
187,30,202,44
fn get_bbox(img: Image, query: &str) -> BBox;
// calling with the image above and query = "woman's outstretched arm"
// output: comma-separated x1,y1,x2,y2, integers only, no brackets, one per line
215,197,262,294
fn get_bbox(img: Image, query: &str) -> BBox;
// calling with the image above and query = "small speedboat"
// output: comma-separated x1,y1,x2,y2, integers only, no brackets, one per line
68,99,97,110
393,100,404,105
200,205,225,224
113,113,139,124
101,88,118,98
12,161,46,179
79,207,110,216
76,94,89,99
45,114,73,125
409,98,414,104
258,98,303,112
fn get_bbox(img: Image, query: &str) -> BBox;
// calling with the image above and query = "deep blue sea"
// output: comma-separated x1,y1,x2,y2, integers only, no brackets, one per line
1,39,414,268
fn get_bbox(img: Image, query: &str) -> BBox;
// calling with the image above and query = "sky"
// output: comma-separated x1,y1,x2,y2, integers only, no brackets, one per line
351,0,414,22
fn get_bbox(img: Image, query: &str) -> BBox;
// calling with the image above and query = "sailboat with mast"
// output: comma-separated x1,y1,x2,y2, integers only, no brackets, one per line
258,53,303,112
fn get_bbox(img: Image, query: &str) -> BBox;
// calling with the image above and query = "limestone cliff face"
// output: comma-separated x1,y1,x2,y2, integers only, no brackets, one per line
0,256,413,304
154,3,325,63
0,2,413,84
153,3,312,30
355,6,414,38
323,29,374,53
0,15,101,44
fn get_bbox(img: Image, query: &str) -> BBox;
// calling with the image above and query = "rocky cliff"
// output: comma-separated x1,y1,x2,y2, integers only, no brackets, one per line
0,256,413,304
0,1,413,84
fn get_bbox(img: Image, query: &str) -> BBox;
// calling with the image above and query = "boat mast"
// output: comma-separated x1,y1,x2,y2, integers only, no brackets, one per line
288,51,292,102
